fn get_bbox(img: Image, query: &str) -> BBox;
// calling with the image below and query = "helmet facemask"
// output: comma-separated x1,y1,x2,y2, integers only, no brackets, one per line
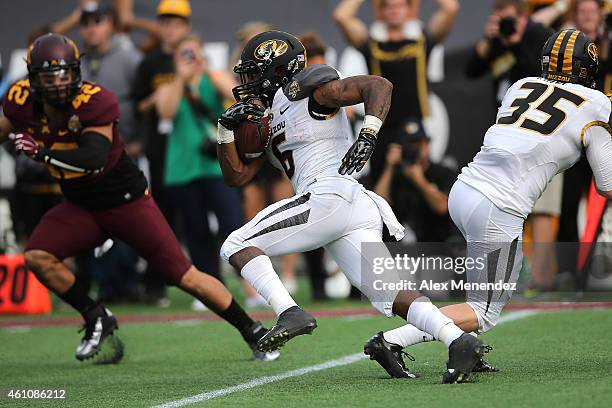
29,62,82,107
233,59,270,102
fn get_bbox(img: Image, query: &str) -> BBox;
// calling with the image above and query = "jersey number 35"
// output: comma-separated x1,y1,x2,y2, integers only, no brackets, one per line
497,81,586,135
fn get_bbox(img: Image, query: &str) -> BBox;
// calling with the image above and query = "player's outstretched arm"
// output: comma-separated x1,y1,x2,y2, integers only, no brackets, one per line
0,116,14,144
217,102,267,187
313,75,392,175
584,124,612,199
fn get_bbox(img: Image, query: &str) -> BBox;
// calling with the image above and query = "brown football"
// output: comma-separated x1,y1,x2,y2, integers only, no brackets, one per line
234,98,270,162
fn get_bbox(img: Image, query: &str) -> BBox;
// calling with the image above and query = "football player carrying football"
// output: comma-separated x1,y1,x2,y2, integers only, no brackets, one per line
217,30,488,383
364,29,612,378
0,33,279,362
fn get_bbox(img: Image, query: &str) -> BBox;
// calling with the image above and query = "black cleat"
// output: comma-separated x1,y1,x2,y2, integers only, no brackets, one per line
242,321,280,361
256,306,317,352
441,333,489,384
364,332,417,379
473,349,498,373
75,307,119,361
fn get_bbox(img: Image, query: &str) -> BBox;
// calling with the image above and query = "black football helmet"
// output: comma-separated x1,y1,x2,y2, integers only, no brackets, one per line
233,30,307,105
27,33,82,106
541,29,598,88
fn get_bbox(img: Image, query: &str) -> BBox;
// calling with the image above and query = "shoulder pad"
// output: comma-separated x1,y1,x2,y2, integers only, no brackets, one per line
283,64,340,101
4,80,32,107
3,79,33,125
71,83,119,126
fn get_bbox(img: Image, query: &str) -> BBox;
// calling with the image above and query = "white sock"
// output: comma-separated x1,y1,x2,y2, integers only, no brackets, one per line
240,255,298,316
383,324,434,348
407,296,464,348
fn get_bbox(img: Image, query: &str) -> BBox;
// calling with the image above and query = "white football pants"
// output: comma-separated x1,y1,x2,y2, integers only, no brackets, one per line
448,180,525,332
221,185,401,317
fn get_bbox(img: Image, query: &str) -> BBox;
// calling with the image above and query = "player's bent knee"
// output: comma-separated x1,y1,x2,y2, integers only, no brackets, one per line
228,247,265,272
220,230,247,264
24,250,60,281
177,266,200,290
24,250,56,272
466,301,501,333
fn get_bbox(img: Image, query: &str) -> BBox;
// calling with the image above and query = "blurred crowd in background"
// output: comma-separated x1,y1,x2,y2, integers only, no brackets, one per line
0,0,610,309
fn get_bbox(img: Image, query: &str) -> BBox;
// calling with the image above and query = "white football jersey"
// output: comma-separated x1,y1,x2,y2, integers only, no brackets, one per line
266,86,355,194
458,76,611,218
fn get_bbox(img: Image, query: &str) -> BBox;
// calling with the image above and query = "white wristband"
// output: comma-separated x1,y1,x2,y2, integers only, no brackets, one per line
217,123,235,144
362,115,383,134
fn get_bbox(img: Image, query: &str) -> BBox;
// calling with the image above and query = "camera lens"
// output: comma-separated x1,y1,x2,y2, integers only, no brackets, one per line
499,16,517,38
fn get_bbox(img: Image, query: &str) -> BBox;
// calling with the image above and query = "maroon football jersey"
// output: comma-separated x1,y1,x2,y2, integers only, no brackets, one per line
3,80,147,209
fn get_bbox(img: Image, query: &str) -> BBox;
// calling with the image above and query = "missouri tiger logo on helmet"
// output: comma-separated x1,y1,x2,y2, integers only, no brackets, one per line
254,39,289,60
541,29,598,88
233,30,307,106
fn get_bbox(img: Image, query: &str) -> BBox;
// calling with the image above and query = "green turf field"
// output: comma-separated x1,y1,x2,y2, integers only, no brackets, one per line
2,284,612,408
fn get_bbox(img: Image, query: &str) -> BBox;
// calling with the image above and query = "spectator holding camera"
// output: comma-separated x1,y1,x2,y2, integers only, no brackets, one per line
155,33,242,293
374,123,457,242
466,0,553,105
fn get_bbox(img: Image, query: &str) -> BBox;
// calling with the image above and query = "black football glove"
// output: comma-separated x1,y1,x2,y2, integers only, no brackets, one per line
218,101,266,131
339,129,377,175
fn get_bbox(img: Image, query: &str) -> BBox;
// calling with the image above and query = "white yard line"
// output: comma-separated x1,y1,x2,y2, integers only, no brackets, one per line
2,325,32,333
151,353,366,408
152,310,540,408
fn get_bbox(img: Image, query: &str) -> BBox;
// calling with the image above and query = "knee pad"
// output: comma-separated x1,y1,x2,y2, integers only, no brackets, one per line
466,300,502,333
220,230,247,262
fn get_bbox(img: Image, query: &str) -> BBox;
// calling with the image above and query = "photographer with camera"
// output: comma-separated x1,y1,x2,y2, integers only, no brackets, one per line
465,0,553,106
155,33,242,294
374,122,457,243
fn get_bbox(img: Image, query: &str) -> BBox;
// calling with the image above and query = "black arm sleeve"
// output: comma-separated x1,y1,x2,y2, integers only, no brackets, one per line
40,131,111,173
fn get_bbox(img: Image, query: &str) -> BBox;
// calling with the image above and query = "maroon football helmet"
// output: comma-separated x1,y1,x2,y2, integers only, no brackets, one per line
27,33,82,106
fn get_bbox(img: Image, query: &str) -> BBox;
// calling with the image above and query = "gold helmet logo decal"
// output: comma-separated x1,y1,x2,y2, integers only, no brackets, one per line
587,43,599,62
254,39,288,60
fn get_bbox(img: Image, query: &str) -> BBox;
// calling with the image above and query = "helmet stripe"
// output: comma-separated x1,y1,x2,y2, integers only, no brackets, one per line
562,30,580,74
68,39,80,60
549,29,569,72
26,44,33,64
554,30,573,73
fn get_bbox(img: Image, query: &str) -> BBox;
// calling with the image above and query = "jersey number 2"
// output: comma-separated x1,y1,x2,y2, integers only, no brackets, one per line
497,82,585,135
271,132,295,178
